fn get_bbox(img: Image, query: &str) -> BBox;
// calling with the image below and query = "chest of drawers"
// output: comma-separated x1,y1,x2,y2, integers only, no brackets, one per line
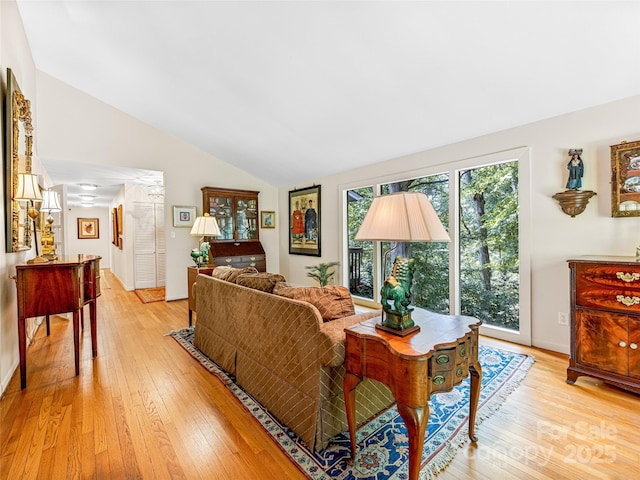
567,256,640,394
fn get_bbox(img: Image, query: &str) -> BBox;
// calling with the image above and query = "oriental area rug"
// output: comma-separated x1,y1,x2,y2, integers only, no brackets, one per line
168,327,534,480
135,286,165,303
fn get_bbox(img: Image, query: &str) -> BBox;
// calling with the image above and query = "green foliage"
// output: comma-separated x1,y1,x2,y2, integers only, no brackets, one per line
305,261,340,287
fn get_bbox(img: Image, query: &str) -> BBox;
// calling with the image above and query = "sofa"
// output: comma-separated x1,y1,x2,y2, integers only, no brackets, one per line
193,268,395,452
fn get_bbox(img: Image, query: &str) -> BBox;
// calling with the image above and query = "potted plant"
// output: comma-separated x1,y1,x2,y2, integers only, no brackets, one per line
305,261,340,287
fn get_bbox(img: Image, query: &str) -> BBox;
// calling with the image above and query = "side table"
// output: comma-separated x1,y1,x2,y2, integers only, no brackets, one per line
187,265,214,326
343,308,482,480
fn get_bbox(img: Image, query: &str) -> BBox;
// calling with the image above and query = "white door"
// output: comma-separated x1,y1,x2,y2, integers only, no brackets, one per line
134,202,163,289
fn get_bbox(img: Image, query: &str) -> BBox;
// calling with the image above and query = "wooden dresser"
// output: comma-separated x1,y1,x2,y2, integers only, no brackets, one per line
567,256,640,394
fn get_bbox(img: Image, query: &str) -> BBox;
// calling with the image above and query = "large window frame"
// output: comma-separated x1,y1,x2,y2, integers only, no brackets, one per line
340,147,531,345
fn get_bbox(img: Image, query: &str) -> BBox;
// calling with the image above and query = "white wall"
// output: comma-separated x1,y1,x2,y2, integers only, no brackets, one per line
35,72,281,301
279,95,640,355
65,206,111,267
0,0,46,393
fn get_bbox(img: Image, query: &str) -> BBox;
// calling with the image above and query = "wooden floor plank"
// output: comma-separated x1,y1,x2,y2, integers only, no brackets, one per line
1,269,639,479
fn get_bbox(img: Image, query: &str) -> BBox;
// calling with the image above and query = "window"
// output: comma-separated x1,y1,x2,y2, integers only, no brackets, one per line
342,148,530,345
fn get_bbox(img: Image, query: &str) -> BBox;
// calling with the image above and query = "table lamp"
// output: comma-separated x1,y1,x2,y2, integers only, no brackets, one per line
355,191,450,335
40,190,62,260
14,173,48,264
189,213,221,267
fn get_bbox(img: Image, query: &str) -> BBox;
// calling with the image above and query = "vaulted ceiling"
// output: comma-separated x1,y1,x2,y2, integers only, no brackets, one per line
17,1,640,197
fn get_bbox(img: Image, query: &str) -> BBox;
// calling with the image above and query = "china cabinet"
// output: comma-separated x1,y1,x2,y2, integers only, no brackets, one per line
201,186,266,271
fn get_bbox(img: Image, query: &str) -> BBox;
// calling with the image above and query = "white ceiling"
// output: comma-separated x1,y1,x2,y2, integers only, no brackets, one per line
17,1,640,204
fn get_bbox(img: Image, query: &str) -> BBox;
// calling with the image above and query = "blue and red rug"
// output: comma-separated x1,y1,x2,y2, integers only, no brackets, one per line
168,327,534,480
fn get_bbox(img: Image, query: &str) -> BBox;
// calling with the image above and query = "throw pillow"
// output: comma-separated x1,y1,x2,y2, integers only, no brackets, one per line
236,272,286,293
273,284,355,322
212,266,258,283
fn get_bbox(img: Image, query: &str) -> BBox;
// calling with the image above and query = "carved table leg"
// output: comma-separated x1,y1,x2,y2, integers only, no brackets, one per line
19,316,27,389
343,371,362,460
397,402,428,480
89,300,98,358
73,309,80,376
468,360,483,442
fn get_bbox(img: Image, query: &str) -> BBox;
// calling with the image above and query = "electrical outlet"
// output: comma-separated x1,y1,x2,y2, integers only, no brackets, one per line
558,312,569,325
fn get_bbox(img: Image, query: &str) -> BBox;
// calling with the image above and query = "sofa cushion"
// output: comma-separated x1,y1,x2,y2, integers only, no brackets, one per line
212,266,258,283
236,272,286,293
273,284,355,322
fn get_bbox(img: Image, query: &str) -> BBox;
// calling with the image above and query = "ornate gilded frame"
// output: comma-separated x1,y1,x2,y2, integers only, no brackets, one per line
4,68,35,252
611,140,640,217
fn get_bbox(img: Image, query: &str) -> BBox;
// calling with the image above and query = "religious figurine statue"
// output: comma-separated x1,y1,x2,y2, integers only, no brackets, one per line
566,148,584,190
379,256,416,333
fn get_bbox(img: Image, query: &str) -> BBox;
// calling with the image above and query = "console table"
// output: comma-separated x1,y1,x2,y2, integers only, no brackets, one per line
14,255,101,389
343,308,482,480
187,265,214,326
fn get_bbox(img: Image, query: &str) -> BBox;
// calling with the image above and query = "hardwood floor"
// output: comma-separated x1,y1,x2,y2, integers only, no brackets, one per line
1,269,639,479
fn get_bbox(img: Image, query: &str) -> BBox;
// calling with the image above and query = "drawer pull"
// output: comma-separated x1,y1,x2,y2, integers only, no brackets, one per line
433,375,446,385
631,343,638,350
225,258,233,263
436,354,449,365
250,256,256,260
616,272,640,283
250,263,256,267
456,367,464,377
615,295,640,307
619,341,627,348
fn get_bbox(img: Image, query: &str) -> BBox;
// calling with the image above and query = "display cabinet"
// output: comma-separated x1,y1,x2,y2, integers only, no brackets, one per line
201,186,266,271
567,256,640,394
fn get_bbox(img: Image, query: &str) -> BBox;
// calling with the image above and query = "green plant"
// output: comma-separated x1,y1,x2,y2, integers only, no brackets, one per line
305,261,340,287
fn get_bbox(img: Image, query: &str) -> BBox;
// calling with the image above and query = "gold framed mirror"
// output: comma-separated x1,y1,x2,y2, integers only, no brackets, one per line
611,140,640,217
4,68,35,252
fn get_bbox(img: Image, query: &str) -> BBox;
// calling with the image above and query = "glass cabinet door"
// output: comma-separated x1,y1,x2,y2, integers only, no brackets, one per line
208,195,234,240
235,196,258,240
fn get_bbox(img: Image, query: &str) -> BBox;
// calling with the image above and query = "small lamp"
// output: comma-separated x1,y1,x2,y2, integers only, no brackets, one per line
355,191,450,335
189,213,221,267
14,173,48,264
40,190,62,260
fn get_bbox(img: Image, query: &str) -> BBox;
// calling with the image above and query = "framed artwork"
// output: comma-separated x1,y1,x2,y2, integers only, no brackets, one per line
78,218,99,239
261,211,275,229
112,207,118,246
611,140,640,217
289,185,321,256
173,205,196,227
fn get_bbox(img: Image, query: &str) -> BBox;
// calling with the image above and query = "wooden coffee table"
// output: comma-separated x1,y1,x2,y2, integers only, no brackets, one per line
343,308,482,480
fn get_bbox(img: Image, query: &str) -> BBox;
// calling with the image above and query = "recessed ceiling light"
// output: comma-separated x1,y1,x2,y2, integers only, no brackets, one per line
79,183,98,191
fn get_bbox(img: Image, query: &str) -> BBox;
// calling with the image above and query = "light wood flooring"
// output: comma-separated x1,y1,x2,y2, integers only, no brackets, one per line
1,269,639,479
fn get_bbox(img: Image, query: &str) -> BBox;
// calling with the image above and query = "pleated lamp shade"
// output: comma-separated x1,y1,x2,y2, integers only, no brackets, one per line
355,192,450,242
190,213,221,237
14,173,42,201
41,190,62,213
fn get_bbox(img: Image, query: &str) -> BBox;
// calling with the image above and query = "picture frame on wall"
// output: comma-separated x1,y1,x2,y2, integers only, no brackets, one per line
173,205,196,227
261,211,275,229
289,185,321,256
78,218,99,239
611,140,640,217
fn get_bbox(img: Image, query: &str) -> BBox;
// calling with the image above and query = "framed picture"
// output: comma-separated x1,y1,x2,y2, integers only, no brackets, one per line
173,205,196,227
261,211,275,229
289,185,321,256
78,218,99,239
112,207,118,246
611,140,640,217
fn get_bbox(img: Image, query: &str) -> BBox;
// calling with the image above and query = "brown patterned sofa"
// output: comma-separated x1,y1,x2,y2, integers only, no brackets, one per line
193,270,394,452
